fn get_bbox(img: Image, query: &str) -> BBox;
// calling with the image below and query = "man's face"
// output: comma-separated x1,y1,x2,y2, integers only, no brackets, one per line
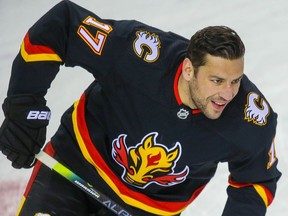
188,55,244,119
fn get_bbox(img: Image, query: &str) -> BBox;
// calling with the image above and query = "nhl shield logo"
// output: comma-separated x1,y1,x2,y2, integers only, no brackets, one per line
177,108,189,119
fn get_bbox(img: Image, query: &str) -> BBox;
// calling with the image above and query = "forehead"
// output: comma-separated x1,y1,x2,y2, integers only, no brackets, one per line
201,54,244,78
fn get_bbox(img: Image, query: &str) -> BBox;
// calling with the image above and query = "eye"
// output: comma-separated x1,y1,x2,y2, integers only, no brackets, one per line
231,77,242,84
211,79,223,84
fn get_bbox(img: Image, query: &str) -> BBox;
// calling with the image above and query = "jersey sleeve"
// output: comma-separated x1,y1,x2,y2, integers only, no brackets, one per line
222,77,282,215
223,137,281,216
7,0,120,96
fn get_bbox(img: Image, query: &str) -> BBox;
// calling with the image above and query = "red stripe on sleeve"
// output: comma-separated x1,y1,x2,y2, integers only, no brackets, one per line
23,33,57,55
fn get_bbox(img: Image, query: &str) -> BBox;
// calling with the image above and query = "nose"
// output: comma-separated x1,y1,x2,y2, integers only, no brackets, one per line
219,84,234,101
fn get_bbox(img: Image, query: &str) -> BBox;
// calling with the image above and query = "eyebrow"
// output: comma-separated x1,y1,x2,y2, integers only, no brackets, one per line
233,75,244,81
210,74,243,81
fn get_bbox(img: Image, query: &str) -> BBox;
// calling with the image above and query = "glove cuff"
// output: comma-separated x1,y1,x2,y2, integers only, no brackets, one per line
2,94,51,128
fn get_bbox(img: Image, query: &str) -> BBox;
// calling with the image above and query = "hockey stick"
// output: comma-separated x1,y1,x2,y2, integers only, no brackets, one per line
36,150,133,216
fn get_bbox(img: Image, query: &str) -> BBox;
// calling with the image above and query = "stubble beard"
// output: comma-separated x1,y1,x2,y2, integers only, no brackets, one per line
189,82,221,120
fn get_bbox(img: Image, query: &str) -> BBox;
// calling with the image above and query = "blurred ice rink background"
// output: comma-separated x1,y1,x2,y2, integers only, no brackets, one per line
0,1,287,215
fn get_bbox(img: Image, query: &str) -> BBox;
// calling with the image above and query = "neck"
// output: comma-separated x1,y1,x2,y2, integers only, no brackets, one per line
178,74,196,109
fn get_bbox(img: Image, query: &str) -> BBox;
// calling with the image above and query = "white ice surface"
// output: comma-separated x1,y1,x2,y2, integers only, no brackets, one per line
0,1,287,215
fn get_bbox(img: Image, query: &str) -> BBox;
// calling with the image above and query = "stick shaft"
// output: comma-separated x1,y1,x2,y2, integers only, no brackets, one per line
36,151,133,216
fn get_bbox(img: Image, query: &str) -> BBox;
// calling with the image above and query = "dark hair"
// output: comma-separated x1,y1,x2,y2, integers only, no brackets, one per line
186,26,245,73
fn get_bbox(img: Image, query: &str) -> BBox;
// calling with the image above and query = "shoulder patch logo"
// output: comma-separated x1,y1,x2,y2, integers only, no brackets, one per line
133,31,161,63
244,92,270,126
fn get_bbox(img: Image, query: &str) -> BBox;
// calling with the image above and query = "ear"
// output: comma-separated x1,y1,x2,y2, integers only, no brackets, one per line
182,58,194,81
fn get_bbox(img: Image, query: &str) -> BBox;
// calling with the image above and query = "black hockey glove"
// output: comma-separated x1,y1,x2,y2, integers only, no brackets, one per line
0,95,50,169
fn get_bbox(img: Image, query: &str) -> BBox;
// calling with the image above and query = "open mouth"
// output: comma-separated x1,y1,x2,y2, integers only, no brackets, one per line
211,100,227,111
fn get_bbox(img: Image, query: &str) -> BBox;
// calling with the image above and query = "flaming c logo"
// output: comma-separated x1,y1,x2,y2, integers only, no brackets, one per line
112,132,189,189
244,92,270,126
133,31,161,63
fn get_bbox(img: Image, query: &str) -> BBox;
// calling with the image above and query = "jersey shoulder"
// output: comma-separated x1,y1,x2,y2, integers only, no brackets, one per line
227,74,277,127
209,74,277,152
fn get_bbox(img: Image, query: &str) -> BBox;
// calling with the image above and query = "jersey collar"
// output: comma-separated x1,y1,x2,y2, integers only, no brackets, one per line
173,61,201,115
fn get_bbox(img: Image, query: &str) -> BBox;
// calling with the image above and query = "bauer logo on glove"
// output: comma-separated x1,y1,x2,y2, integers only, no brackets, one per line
27,111,51,120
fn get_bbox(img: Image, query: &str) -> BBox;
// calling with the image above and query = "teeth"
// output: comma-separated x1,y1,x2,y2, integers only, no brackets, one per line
214,102,225,106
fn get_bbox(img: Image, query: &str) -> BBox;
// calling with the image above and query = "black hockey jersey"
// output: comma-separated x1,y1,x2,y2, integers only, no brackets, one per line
8,1,281,215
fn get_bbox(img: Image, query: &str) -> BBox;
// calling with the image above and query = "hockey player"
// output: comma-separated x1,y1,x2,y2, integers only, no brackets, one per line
0,0,281,215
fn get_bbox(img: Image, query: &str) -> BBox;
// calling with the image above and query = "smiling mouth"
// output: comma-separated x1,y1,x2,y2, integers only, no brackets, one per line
211,100,228,111
214,101,226,106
